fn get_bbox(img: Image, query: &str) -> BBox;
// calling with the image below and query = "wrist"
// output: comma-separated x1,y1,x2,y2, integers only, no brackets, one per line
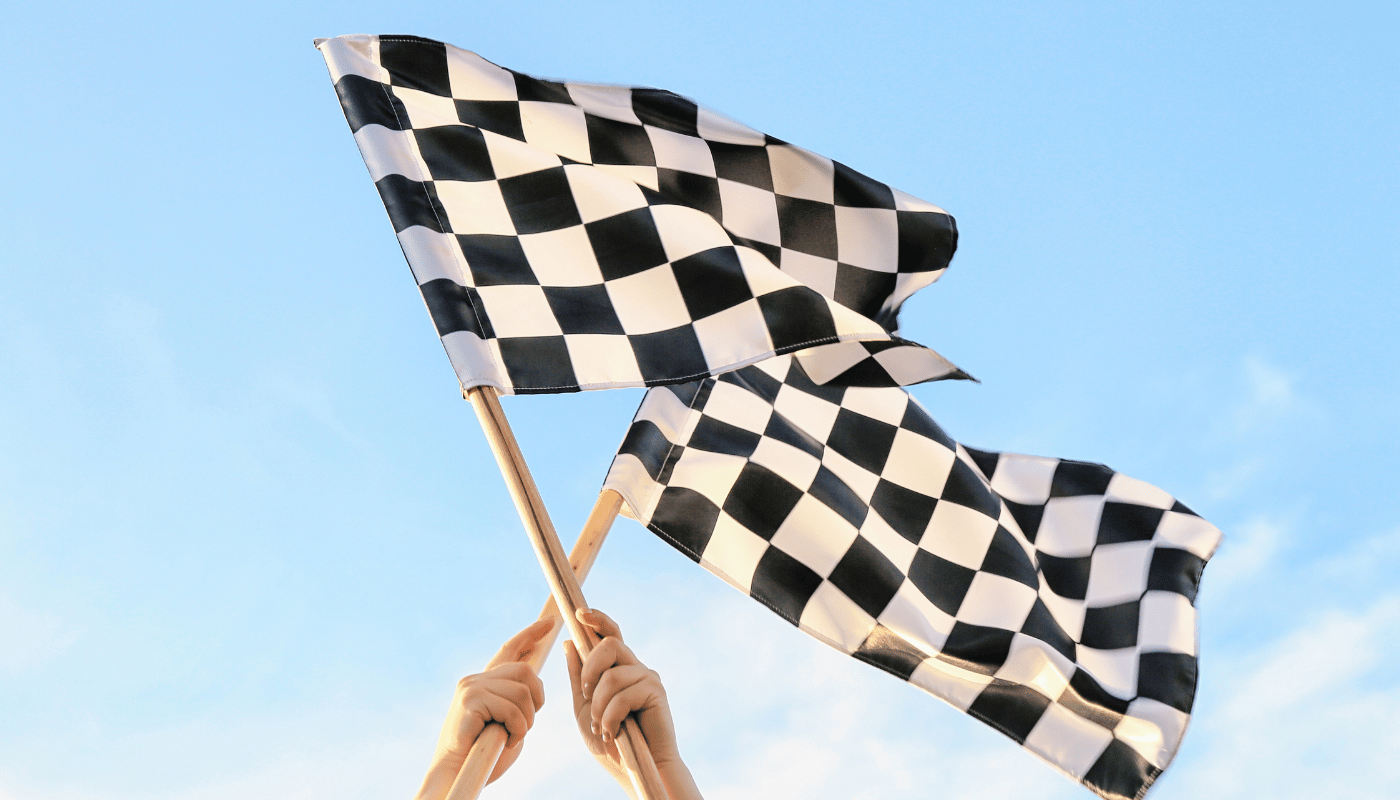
656,757,703,800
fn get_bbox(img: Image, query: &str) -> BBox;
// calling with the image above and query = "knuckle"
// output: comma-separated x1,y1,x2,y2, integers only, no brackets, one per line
604,697,628,725
595,669,618,696
462,705,488,727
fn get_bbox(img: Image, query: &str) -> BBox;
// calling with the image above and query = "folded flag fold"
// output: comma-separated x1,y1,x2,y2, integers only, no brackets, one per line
317,34,967,394
603,355,1220,800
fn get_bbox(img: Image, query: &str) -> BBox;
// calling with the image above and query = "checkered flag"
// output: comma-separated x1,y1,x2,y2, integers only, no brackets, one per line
603,356,1221,800
317,35,967,394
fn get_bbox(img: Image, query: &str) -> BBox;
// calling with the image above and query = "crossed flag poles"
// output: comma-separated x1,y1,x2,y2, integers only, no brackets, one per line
453,388,657,800
316,34,1218,800
434,476,626,800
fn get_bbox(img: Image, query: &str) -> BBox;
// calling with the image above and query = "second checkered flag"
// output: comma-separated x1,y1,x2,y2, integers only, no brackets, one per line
603,355,1221,800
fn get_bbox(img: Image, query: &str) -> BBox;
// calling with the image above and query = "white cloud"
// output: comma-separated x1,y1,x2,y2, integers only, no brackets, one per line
1204,514,1288,594
502,575,1082,800
1224,356,1315,438
0,594,83,675
1200,456,1268,502
1196,355,1323,502
6,544,1397,800
0,695,434,800
1314,527,1400,587
1171,593,1400,798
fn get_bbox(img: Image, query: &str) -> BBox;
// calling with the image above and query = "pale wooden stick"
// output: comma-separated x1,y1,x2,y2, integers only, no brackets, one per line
443,490,623,800
465,386,667,800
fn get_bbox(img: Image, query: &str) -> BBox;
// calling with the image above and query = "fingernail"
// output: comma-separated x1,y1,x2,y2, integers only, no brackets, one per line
601,730,610,742
590,721,597,734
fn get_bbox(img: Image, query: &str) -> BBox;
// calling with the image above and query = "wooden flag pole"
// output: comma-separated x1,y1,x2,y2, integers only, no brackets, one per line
464,385,667,800
443,489,623,800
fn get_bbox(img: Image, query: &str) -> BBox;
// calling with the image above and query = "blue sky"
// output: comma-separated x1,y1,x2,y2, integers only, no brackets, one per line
1,2,1396,798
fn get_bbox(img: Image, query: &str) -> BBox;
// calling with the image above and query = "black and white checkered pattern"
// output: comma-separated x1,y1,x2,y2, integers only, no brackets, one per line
317,35,967,394
603,356,1221,800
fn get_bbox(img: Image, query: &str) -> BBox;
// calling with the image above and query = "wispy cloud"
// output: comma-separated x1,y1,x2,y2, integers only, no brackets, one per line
1225,356,1307,437
1314,527,1400,588
1196,354,1324,504
507,577,1083,800
0,691,434,800
1200,457,1269,502
1172,592,1400,798
0,594,83,676
6,540,1397,800
1204,514,1289,594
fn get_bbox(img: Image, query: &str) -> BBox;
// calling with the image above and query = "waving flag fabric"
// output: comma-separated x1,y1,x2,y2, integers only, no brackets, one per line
603,355,1220,800
316,34,966,394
